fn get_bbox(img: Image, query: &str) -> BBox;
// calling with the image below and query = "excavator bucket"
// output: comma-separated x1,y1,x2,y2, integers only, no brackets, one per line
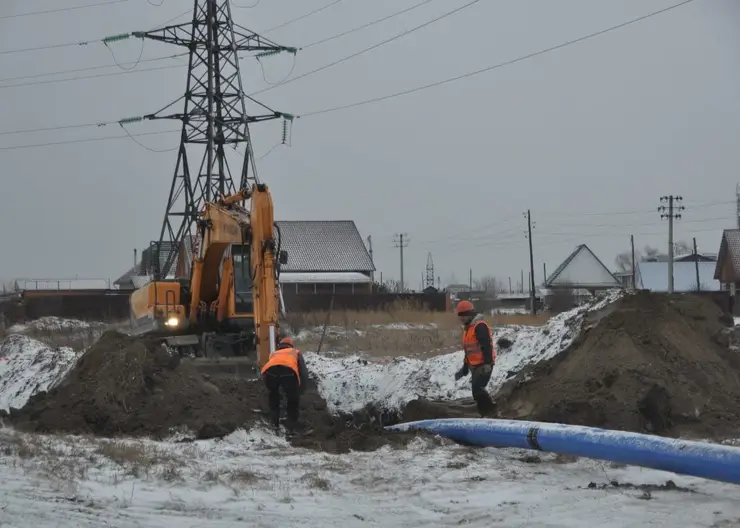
185,356,261,380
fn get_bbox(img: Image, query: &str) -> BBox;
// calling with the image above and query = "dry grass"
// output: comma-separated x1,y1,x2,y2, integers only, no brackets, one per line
95,439,179,478
287,300,460,331
0,431,190,488
286,301,552,357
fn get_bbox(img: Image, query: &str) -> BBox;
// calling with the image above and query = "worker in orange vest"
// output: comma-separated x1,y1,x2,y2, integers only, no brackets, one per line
261,336,310,431
454,300,497,417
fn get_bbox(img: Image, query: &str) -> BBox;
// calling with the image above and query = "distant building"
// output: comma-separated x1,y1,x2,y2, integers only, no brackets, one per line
613,270,634,289
635,261,720,292
675,252,717,262
114,220,376,295
545,244,622,293
714,229,740,293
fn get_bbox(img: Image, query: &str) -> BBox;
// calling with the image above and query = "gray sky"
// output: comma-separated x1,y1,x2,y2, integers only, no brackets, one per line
1,0,739,289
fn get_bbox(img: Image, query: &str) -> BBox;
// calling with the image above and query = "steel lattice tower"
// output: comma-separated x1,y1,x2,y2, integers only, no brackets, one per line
425,253,435,289
138,0,294,279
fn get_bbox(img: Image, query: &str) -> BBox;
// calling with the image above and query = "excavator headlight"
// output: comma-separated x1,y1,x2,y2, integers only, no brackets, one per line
165,316,179,327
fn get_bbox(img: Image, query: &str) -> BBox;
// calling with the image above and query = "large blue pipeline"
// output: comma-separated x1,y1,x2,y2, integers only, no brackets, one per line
387,418,740,485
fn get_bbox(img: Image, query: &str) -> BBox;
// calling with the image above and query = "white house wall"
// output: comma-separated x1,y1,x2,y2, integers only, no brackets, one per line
550,248,620,288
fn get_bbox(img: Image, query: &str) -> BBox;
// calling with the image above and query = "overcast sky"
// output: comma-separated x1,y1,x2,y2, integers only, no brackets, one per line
1,0,739,290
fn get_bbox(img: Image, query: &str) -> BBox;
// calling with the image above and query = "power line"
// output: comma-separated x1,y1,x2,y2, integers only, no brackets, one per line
298,0,699,118
250,0,482,96
0,0,128,20
413,211,734,250
0,62,183,91
300,0,435,49
0,8,191,56
262,0,345,33
0,39,95,57
0,121,115,137
0,52,186,85
0,129,178,151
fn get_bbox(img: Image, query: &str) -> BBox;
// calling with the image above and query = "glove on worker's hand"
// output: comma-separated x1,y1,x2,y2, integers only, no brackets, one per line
454,368,465,381
479,363,493,375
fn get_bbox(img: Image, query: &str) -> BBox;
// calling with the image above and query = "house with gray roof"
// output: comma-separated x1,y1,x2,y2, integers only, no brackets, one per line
114,220,376,294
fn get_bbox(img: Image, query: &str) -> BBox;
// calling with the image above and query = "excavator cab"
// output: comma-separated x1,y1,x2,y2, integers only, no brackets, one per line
231,244,254,320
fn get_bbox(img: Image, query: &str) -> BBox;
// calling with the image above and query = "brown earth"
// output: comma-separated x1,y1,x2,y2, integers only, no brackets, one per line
5,331,433,453
495,291,740,440
8,291,738,452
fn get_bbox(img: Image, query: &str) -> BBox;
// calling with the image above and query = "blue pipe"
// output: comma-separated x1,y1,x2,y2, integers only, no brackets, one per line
387,418,740,485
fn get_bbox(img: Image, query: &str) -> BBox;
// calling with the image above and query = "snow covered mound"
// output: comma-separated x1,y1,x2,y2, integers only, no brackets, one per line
8,316,106,335
0,335,81,412
305,290,624,414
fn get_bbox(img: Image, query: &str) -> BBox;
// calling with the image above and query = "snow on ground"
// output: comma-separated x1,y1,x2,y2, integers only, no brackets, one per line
7,316,105,335
0,335,80,411
0,427,738,527
305,290,624,414
5,289,736,525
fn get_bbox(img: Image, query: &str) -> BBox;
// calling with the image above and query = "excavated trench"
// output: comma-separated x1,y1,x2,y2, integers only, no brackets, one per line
7,291,740,454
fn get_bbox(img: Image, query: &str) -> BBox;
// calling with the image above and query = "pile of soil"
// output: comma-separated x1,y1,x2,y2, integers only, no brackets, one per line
5,331,430,453
495,291,740,439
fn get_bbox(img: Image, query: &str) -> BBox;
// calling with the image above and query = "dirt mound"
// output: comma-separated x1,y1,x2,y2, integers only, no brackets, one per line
5,331,436,453
496,291,740,439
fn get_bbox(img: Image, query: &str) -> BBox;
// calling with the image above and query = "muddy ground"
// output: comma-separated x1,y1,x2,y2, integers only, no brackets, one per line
495,291,740,439
6,291,740,452
5,331,444,453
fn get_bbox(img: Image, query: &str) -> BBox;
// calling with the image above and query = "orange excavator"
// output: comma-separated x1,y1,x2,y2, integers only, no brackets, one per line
128,182,287,370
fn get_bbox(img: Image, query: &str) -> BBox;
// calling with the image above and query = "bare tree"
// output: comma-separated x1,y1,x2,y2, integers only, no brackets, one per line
643,245,661,259
615,251,635,272
473,275,499,293
673,240,692,257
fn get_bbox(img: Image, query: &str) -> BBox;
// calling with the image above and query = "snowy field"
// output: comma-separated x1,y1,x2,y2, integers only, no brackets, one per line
1,291,740,527
1,427,740,527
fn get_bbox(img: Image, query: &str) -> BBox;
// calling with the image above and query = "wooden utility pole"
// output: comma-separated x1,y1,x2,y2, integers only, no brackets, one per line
367,235,374,282
693,237,701,291
524,209,537,315
630,234,636,289
392,233,409,292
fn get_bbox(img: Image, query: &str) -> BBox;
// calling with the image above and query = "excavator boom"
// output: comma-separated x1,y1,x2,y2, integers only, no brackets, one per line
128,183,287,375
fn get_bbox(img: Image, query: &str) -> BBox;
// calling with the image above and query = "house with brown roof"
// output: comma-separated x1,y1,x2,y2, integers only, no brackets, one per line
713,229,740,294
114,220,376,295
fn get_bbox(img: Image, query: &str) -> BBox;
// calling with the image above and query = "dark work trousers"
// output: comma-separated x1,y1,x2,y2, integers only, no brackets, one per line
470,364,496,417
262,365,301,428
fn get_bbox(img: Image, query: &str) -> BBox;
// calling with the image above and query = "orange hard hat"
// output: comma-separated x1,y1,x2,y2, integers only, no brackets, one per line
279,336,295,347
456,300,474,315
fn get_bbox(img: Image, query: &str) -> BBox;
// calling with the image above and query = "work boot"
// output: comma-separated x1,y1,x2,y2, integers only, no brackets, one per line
270,411,281,431
476,397,498,418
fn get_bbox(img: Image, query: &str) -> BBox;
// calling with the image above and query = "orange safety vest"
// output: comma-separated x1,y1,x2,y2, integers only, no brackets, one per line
261,346,302,384
462,319,495,367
